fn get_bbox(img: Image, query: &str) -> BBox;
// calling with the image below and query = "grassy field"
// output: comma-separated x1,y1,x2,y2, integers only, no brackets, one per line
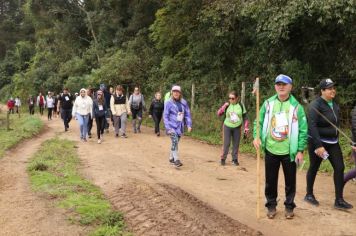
0,112,43,158
28,138,131,236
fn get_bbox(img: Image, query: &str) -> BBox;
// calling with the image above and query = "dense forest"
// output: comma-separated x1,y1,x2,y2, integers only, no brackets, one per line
0,0,355,121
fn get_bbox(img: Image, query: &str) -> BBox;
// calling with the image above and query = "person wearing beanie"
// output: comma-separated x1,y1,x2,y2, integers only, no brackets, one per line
93,90,107,144
72,88,93,142
305,78,353,210
253,74,308,219
163,85,192,167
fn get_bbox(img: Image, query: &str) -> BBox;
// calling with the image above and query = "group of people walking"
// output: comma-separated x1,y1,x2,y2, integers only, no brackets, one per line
14,75,355,220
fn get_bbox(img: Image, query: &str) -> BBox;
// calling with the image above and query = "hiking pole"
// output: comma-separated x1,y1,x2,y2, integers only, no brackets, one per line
254,77,261,219
310,106,355,145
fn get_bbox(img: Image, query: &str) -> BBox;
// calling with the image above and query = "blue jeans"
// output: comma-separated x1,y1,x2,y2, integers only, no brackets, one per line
76,114,89,139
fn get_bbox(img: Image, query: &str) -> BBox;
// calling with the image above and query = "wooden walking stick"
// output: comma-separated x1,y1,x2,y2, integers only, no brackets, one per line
253,77,261,219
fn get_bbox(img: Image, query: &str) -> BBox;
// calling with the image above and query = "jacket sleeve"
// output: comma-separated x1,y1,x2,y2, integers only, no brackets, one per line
217,103,228,116
163,102,172,131
72,98,77,117
253,100,267,139
126,97,131,114
110,96,115,115
307,101,323,148
352,106,356,144
149,101,154,115
184,101,192,128
297,105,308,152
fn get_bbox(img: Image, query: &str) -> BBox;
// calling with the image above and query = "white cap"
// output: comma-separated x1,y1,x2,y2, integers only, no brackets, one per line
171,85,181,92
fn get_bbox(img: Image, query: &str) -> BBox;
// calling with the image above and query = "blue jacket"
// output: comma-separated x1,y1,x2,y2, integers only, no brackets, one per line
163,98,192,136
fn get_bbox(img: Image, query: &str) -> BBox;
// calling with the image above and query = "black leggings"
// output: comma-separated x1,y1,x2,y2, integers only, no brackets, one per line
152,112,162,134
306,141,345,199
96,116,105,139
39,105,44,115
48,108,53,120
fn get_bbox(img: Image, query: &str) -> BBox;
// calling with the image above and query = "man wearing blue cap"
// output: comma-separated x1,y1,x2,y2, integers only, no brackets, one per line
253,74,308,219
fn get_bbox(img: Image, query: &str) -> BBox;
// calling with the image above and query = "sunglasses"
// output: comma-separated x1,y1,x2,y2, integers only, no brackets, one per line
229,97,236,100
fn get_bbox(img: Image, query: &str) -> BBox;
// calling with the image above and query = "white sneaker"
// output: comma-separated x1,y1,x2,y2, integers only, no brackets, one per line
97,139,101,144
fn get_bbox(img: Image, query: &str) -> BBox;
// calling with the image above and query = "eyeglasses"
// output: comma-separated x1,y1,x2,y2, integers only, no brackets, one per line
229,97,235,100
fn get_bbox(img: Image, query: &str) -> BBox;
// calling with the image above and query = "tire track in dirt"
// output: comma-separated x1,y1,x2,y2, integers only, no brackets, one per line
0,123,88,236
108,180,262,236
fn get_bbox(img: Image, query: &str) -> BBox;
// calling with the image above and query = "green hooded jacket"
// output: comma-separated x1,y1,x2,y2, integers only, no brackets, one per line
253,94,308,161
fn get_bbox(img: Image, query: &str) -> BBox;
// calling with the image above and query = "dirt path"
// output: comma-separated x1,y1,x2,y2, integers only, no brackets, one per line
0,124,89,236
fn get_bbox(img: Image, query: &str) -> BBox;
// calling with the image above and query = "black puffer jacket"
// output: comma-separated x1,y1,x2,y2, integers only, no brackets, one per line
307,96,340,148
352,105,356,144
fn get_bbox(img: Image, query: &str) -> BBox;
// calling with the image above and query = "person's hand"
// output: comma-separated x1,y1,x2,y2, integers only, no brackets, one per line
149,115,152,118
253,138,261,150
187,127,192,133
224,102,229,106
315,147,326,158
352,146,356,151
244,128,249,135
296,152,304,166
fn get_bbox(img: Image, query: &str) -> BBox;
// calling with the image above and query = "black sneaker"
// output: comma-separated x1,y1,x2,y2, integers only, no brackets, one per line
115,133,119,138
304,194,319,206
221,159,226,166
88,134,92,138
169,159,175,165
267,207,277,219
65,127,68,132
232,159,239,166
174,160,183,167
334,198,353,210
121,134,128,138
285,208,294,219
157,132,160,137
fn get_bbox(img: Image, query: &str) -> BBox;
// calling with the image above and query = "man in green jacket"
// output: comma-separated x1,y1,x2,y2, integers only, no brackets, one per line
253,74,308,220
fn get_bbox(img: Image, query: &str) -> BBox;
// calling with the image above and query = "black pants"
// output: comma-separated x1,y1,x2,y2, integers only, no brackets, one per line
87,114,93,135
306,142,345,199
29,105,34,115
152,112,162,134
39,105,44,115
61,109,72,129
95,116,105,139
48,108,53,120
265,150,296,210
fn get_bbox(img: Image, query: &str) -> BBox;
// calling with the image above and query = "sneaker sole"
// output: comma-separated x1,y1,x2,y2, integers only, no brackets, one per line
304,199,319,206
334,206,352,211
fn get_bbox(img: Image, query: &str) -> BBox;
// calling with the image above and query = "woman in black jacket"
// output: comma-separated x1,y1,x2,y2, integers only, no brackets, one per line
344,105,356,184
149,92,164,136
305,79,353,210
93,90,107,144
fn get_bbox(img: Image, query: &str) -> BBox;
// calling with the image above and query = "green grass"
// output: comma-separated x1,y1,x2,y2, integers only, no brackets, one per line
0,113,43,157
28,138,131,236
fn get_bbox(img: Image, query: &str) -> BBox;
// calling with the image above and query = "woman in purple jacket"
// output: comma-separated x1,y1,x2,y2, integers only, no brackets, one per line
163,85,192,167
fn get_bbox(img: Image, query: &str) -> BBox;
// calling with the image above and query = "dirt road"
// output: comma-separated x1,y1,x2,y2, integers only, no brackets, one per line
1,114,356,236
52,117,356,236
0,126,89,236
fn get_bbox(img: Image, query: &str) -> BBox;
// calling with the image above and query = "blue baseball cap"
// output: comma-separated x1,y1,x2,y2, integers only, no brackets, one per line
275,74,292,84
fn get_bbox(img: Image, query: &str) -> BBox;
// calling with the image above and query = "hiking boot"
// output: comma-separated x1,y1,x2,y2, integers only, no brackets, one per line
221,159,226,166
285,208,294,219
232,159,239,166
304,194,319,206
334,198,353,210
266,207,277,219
121,133,128,138
174,160,183,167
169,159,175,165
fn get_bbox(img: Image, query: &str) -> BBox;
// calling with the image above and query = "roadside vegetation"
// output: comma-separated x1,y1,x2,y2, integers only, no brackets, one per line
27,138,131,236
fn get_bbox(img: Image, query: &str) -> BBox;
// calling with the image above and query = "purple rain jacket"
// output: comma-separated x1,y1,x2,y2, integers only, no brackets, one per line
163,98,192,136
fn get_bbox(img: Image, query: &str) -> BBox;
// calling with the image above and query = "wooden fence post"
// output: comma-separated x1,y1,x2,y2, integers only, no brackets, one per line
191,83,195,112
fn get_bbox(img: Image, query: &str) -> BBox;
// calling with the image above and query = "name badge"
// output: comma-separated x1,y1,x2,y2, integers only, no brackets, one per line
230,112,239,123
65,96,69,101
98,105,103,111
177,112,184,122
275,112,288,128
